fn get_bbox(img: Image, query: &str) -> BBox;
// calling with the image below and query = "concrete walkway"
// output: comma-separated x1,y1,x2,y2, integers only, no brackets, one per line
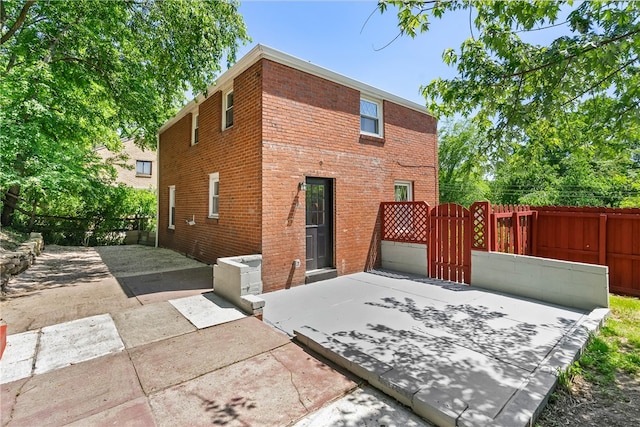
261,270,610,427
1,246,431,426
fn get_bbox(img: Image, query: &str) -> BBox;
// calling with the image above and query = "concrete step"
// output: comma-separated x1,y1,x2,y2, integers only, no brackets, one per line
305,268,338,284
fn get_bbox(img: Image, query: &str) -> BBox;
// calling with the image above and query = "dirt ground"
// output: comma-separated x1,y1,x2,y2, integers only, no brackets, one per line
537,369,640,426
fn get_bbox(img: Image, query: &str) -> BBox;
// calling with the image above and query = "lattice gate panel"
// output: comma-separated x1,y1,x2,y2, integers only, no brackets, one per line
381,202,430,244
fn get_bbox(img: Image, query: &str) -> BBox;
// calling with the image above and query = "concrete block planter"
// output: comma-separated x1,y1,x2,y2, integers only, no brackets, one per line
213,255,265,317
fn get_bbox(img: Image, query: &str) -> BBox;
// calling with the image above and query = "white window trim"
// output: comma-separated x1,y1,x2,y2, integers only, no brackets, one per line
209,173,219,218
394,181,413,202
360,97,383,138
222,89,234,130
168,185,176,229
191,110,199,145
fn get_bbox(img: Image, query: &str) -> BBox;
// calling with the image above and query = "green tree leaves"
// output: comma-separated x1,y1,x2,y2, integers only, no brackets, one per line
382,1,639,207
381,1,639,149
1,0,249,226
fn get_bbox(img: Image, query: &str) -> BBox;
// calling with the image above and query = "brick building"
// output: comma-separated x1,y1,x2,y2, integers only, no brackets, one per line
95,138,156,190
157,45,438,293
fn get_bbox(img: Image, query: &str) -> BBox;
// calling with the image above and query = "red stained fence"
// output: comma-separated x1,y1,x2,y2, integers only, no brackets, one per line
380,201,430,244
382,201,640,295
429,203,471,284
470,202,536,255
381,202,471,284
534,206,640,297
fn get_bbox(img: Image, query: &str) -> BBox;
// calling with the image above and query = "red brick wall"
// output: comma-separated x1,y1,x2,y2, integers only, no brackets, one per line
158,61,263,263
158,57,437,293
260,59,438,292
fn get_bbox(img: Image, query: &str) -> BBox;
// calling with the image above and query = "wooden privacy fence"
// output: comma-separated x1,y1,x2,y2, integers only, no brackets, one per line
381,201,471,284
470,202,536,255
534,206,640,296
382,201,640,296
429,203,471,284
380,202,430,244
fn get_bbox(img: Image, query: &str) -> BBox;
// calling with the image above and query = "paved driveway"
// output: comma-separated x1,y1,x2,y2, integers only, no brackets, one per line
1,245,430,426
261,270,609,426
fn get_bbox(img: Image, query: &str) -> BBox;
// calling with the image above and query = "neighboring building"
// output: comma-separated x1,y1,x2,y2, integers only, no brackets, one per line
95,138,156,189
157,45,438,293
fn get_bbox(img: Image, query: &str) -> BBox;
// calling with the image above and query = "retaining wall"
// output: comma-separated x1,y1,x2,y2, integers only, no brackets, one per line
471,250,609,311
381,241,428,276
0,233,44,291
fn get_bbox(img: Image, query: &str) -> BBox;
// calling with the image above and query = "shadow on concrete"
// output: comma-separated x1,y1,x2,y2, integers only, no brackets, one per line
116,267,212,301
195,393,257,426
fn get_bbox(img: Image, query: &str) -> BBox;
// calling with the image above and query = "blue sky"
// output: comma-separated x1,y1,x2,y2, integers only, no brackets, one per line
234,0,472,106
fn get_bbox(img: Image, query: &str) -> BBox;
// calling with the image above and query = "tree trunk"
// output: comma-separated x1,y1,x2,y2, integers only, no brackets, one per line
1,185,21,227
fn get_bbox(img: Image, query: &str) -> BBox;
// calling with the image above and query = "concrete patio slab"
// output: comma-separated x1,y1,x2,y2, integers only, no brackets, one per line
148,342,357,427
0,330,38,384
261,271,607,426
34,313,124,375
5,352,144,426
169,292,245,329
111,301,197,348
293,386,432,427
1,246,437,427
129,316,290,394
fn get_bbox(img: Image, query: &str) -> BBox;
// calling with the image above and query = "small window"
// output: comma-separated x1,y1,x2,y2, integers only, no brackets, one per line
192,111,199,145
169,185,176,229
136,160,152,176
223,90,234,129
394,181,413,202
360,98,382,137
209,173,219,218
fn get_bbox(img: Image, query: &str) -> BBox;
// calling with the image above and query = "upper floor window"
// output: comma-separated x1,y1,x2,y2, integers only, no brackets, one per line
136,160,152,176
223,90,234,129
209,173,219,218
360,98,382,137
192,111,199,145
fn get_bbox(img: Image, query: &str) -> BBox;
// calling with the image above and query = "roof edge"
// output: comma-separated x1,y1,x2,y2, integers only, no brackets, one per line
158,44,432,135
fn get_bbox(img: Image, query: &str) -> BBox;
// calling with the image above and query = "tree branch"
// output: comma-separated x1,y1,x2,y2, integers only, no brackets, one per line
503,28,640,80
0,0,35,45
561,56,638,107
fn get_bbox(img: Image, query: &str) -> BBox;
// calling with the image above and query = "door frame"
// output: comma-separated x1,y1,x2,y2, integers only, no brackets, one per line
305,177,334,271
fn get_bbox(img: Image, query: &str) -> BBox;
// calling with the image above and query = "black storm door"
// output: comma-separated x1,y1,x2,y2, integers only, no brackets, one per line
305,178,333,270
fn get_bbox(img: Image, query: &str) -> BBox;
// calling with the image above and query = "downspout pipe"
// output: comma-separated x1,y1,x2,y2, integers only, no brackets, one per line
155,133,160,248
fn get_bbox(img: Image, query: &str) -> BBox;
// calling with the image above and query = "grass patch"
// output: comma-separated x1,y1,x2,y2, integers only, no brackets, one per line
575,295,640,385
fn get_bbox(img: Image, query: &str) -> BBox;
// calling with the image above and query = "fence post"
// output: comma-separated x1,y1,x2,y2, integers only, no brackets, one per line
512,212,520,254
531,211,538,256
491,210,496,252
599,213,607,265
